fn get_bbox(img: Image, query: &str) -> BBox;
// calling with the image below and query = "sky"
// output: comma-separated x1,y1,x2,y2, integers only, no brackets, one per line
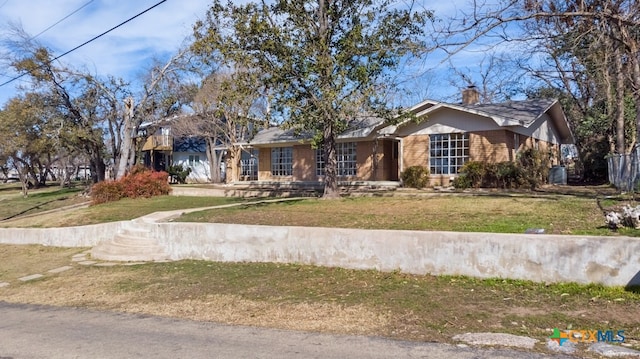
0,0,512,109
0,0,210,105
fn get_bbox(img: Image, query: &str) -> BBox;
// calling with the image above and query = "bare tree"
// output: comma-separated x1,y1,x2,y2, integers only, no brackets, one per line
431,0,640,183
115,47,192,179
172,71,267,183
447,51,524,103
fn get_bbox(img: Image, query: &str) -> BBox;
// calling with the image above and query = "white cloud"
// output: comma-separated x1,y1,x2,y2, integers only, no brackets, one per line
0,0,210,104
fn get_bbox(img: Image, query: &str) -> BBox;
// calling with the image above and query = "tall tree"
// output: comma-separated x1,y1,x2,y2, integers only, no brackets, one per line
190,71,266,183
0,93,58,195
10,48,110,182
193,0,431,197
2,27,117,183
114,48,192,179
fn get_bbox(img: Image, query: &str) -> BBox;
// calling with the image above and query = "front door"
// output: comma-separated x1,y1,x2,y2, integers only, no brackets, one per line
390,140,399,181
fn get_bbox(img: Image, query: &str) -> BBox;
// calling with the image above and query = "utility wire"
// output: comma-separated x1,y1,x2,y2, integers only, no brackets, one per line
0,0,96,82
0,0,168,88
32,0,96,39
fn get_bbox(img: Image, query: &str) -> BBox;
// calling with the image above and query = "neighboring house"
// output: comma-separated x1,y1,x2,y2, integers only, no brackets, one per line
140,116,211,183
139,114,259,183
244,87,575,186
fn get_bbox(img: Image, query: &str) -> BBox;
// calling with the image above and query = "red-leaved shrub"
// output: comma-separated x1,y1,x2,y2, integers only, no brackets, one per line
90,180,125,205
91,166,171,204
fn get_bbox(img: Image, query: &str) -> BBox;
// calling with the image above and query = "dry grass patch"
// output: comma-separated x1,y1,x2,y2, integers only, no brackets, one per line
0,245,86,280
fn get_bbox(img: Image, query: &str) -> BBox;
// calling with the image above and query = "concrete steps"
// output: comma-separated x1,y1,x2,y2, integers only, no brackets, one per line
91,225,168,262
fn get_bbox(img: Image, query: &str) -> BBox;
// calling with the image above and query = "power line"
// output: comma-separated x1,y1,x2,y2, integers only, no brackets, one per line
0,0,168,88
32,0,96,39
0,0,95,83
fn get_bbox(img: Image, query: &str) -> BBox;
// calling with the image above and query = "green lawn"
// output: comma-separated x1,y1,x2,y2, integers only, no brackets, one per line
178,194,634,236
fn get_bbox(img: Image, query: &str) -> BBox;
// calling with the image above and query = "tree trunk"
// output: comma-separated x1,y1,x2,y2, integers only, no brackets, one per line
614,47,626,155
28,164,42,189
322,121,340,198
631,47,640,153
15,161,30,197
227,146,242,183
318,0,339,199
116,98,135,180
205,137,221,183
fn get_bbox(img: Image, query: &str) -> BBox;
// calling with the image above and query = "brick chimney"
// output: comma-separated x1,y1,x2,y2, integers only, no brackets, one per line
462,85,480,105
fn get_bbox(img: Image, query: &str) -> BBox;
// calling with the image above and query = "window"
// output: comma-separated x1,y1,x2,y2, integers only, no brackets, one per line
188,155,200,167
271,147,293,176
240,149,258,180
316,142,357,177
315,147,325,176
429,133,469,175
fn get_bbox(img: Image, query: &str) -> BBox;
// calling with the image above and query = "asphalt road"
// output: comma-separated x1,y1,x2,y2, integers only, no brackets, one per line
0,301,574,359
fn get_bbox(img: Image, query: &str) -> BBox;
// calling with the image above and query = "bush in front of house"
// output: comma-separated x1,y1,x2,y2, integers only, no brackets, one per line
90,180,125,204
457,161,485,188
453,149,550,190
168,164,192,184
494,161,525,189
451,175,472,189
517,148,551,189
401,165,430,189
91,166,171,204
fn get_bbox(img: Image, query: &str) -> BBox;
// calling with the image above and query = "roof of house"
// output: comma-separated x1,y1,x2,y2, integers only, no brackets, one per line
459,98,557,127
249,115,386,146
139,113,195,130
388,97,575,144
247,97,575,146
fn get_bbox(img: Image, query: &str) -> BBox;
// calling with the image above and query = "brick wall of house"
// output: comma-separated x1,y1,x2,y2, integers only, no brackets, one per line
469,130,511,163
402,134,429,169
520,136,560,165
256,139,401,182
293,144,315,181
402,130,562,187
354,142,369,180
255,132,560,184
257,147,274,181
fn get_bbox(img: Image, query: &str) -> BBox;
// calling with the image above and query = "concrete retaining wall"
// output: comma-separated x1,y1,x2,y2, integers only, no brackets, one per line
146,222,640,287
2,220,639,287
0,222,124,247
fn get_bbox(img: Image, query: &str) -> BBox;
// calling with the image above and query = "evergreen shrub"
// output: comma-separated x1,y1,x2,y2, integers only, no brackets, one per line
401,165,430,189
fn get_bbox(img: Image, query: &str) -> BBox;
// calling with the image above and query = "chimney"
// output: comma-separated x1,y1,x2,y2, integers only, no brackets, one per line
462,85,480,105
